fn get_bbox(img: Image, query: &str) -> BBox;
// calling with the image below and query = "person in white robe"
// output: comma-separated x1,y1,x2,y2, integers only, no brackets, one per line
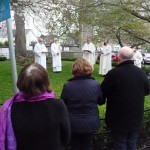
33,38,48,69
99,41,112,75
51,38,62,72
133,47,143,68
82,37,96,68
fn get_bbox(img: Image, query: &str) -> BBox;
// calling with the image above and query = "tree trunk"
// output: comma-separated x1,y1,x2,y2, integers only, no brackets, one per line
116,28,123,47
14,11,26,57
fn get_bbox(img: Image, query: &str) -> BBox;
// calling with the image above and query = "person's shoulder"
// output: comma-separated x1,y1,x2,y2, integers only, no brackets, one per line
90,79,101,85
49,98,65,105
35,43,39,46
51,99,66,109
105,67,119,77
83,43,87,46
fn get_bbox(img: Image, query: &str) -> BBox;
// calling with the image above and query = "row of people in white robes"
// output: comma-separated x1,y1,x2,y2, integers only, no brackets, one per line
33,38,62,72
82,38,112,75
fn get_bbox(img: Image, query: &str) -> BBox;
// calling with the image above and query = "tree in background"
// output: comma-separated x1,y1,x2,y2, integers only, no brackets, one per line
9,0,150,56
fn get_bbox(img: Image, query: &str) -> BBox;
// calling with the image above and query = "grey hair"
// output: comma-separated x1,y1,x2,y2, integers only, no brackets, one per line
118,46,134,60
119,52,133,60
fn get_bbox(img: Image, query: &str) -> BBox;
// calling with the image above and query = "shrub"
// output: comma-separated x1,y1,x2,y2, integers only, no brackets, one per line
4,41,9,46
0,55,7,61
0,42,3,46
112,61,118,67
142,66,150,75
62,57,77,61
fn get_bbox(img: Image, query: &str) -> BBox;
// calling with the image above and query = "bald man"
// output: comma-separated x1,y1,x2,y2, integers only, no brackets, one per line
101,46,150,150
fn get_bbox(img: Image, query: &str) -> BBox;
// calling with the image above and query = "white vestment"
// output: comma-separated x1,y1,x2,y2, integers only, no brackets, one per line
33,43,48,69
82,42,96,67
51,42,62,72
99,44,112,75
133,50,143,68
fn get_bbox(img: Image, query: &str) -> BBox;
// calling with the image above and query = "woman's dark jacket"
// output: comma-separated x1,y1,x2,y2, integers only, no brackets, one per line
61,76,103,134
11,99,70,150
101,60,150,132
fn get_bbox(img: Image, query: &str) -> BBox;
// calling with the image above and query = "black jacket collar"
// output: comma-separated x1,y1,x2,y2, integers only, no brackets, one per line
117,60,134,68
68,75,95,81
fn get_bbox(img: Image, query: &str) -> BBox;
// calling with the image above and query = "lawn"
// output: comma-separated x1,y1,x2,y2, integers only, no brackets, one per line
0,60,103,101
0,60,150,119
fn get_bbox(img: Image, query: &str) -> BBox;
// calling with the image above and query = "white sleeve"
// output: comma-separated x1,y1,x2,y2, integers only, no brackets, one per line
42,45,48,52
91,43,96,52
51,44,57,55
82,44,86,51
34,44,41,54
103,45,112,55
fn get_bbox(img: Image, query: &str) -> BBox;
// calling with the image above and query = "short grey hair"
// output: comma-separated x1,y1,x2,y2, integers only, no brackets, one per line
118,46,134,60
119,52,133,60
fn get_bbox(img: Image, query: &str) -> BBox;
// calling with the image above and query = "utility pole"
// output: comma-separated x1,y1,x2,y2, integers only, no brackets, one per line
6,18,18,93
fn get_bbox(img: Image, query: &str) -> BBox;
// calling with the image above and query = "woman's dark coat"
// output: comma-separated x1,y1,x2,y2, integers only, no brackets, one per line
61,76,103,134
11,99,70,150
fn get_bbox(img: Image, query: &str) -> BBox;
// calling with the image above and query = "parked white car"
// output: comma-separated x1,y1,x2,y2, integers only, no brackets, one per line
142,53,150,64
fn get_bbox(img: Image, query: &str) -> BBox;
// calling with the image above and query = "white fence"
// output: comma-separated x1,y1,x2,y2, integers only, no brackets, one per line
0,47,9,59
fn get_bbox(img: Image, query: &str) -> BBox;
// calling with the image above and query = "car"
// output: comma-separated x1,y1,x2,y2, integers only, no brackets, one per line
142,53,150,64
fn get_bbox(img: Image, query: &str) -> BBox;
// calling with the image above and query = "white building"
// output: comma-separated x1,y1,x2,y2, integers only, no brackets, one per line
0,25,37,50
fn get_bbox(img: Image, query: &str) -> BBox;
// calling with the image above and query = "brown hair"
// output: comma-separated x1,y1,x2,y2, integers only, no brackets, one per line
17,63,51,98
72,58,93,77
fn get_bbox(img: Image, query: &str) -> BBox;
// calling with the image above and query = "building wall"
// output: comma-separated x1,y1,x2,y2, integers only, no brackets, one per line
26,31,37,50
0,47,9,59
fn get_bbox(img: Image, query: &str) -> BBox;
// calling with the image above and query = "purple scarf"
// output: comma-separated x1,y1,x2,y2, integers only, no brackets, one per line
0,91,55,150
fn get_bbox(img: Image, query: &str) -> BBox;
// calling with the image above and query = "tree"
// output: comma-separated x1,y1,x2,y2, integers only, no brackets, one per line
10,0,54,56
42,0,150,47
10,0,33,56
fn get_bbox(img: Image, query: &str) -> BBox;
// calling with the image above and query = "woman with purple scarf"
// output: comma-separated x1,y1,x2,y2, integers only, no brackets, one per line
0,63,70,150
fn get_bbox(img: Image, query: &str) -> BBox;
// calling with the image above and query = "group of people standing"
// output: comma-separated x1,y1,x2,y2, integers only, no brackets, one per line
82,37,112,76
0,45,149,150
33,37,62,72
33,37,113,76
0,36,149,150
33,37,143,75
82,37,143,75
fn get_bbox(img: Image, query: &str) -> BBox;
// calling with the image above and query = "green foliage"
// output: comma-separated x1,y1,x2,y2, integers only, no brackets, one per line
62,57,77,61
0,42,3,46
0,41,9,47
46,0,150,46
142,65,150,75
112,61,118,67
0,55,7,61
4,41,9,46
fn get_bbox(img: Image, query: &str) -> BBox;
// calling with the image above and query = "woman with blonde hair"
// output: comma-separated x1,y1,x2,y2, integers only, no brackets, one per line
61,58,103,150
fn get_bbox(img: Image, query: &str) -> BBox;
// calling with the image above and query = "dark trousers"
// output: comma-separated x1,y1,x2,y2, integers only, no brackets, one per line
71,133,92,150
112,131,139,150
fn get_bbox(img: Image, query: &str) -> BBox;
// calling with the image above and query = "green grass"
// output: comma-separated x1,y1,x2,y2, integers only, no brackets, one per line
0,60,150,119
0,60,103,102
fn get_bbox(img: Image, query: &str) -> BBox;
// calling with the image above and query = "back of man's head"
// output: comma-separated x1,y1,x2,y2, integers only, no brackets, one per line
118,46,134,63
